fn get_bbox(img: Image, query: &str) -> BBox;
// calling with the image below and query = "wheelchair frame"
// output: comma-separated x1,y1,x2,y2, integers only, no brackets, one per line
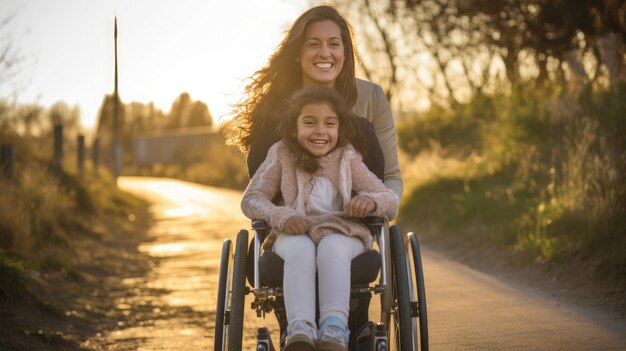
214,217,428,351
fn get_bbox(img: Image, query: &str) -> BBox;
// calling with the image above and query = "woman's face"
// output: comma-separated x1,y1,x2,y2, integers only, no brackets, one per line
296,102,339,157
299,20,345,88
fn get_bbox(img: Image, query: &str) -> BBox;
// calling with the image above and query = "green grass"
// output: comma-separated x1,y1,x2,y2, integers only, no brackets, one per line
400,165,536,247
397,82,626,280
0,251,26,302
0,158,149,349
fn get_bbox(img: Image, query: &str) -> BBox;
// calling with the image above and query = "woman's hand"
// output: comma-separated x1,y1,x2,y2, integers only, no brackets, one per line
283,215,311,234
347,195,377,218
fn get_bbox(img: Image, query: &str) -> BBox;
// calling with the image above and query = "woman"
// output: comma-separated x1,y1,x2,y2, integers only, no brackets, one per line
226,5,403,350
227,4,403,199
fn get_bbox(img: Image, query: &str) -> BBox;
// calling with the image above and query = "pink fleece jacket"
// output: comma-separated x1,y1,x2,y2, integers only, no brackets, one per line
241,141,399,250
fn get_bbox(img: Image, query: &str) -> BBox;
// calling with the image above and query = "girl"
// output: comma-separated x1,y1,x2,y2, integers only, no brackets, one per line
241,87,399,351
227,5,403,200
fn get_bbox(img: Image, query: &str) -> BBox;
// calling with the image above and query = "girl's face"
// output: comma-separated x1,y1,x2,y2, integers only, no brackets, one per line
299,20,345,88
296,102,339,157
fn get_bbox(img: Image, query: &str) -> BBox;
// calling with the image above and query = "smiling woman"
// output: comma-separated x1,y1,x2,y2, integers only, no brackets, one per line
299,20,346,87
226,4,403,199
1,0,306,129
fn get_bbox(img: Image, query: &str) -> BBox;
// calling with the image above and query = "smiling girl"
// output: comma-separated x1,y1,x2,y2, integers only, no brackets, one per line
241,87,399,351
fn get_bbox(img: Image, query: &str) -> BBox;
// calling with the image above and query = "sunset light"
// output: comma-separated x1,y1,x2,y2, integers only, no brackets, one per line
2,2,624,350
1,0,308,129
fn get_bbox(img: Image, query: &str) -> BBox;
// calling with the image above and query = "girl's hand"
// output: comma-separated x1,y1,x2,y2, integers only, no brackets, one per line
347,195,376,218
283,215,310,234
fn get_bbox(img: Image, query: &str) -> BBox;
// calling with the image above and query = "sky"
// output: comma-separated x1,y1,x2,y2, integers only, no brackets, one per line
1,0,311,130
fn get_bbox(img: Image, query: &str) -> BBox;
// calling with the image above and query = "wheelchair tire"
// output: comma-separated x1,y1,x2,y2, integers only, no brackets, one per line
227,230,249,351
409,233,429,350
389,225,415,351
214,239,232,351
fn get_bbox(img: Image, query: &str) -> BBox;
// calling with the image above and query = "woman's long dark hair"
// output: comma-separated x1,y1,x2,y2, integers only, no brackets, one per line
279,87,365,173
225,5,358,154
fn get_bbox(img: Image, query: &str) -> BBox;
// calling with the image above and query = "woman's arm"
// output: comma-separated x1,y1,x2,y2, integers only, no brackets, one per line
354,79,403,199
355,117,385,182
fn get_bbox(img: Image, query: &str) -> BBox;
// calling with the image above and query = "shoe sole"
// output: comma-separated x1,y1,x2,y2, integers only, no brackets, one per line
317,339,347,351
284,335,316,351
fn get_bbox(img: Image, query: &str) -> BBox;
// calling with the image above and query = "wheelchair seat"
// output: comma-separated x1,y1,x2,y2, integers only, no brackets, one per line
246,249,382,288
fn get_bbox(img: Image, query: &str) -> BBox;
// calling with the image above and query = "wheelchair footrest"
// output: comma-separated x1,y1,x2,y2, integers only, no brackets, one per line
350,322,388,351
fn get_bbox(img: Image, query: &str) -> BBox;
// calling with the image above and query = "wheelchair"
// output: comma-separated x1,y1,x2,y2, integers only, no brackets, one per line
214,217,428,351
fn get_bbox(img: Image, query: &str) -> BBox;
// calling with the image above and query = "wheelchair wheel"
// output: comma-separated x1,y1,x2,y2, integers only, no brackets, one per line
227,230,248,351
389,225,416,350
214,239,232,351
408,232,429,350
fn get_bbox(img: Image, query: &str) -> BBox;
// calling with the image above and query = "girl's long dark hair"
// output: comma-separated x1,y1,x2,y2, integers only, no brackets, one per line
279,87,365,173
225,5,358,154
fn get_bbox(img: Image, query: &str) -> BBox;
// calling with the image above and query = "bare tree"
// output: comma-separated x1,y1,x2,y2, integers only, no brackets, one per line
332,0,496,110
331,0,625,112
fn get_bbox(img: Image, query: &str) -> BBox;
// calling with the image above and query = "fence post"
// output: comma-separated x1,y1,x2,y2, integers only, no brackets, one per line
0,144,15,182
92,137,99,176
53,124,63,173
77,135,85,178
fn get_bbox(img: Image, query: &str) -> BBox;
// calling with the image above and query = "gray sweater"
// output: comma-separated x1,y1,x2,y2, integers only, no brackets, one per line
354,78,403,199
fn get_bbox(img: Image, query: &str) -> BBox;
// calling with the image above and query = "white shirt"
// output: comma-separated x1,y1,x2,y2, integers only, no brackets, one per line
306,176,343,216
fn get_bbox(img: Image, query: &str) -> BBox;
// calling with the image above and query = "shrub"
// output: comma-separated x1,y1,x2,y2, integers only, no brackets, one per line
398,81,626,277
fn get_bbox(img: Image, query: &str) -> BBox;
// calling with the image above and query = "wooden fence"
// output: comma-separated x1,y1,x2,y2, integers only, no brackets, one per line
0,124,100,182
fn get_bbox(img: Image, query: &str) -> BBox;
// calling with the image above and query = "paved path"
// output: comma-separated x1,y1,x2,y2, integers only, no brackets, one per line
105,177,626,350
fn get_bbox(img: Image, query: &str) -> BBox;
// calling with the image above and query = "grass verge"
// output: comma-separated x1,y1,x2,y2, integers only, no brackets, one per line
397,83,626,314
0,163,151,350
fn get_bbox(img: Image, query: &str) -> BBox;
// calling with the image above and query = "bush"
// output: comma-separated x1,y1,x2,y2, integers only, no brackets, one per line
0,251,26,302
398,82,626,278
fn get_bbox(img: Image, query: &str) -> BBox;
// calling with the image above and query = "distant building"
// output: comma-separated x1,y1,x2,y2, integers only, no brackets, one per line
132,127,221,166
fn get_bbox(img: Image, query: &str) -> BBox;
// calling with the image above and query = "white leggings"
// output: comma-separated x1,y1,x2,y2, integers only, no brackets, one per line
272,233,365,326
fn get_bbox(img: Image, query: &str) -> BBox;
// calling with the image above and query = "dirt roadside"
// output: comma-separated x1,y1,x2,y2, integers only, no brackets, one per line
405,222,626,322
0,205,154,351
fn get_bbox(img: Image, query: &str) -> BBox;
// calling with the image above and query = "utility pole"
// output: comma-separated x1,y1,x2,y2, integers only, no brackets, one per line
112,16,122,183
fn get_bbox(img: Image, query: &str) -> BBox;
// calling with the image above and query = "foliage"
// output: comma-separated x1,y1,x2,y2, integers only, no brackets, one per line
0,96,145,297
0,10,28,92
331,0,625,109
0,250,26,302
0,114,146,349
398,81,626,278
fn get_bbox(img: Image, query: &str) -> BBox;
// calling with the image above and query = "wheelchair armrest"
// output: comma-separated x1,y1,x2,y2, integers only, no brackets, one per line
251,219,268,230
252,217,384,239
251,219,271,245
360,216,385,227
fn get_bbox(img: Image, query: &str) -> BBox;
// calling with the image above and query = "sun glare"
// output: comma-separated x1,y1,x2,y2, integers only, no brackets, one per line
3,0,307,130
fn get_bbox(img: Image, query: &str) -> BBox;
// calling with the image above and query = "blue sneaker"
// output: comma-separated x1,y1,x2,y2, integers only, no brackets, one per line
318,318,348,351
